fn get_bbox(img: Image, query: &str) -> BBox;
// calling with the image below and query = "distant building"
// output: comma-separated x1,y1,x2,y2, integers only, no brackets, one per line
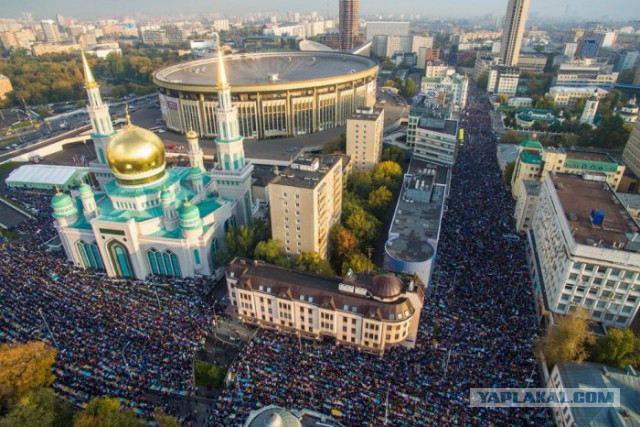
499,0,530,66
226,258,425,353
31,42,80,56
579,95,599,126
212,19,230,32
40,19,61,43
614,49,639,73
618,97,638,124
0,29,35,50
516,53,547,73
346,107,384,171
364,21,409,40
244,405,345,427
85,42,121,59
140,27,168,45
0,74,13,101
416,47,439,69
553,59,618,89
487,65,520,96
511,140,625,199
420,73,469,111
507,97,533,108
547,361,640,427
268,155,345,259
515,108,562,129
384,160,448,286
371,34,430,58
424,61,450,79
513,180,540,233
528,173,640,328
622,123,640,177
339,0,359,50
547,86,608,108
564,42,578,57
473,54,500,79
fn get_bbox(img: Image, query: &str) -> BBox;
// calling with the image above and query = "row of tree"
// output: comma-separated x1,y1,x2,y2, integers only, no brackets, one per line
0,341,177,426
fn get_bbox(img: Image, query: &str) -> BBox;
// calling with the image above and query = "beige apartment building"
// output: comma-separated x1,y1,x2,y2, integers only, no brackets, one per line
622,123,640,178
0,74,13,101
226,258,425,353
269,155,345,259
346,107,384,171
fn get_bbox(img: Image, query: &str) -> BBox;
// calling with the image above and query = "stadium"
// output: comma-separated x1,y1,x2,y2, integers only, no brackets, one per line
153,51,378,140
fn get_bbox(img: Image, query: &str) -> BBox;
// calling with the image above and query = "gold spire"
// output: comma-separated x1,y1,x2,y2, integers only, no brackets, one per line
216,42,229,90
183,194,191,206
124,103,132,127
80,50,98,89
55,185,61,195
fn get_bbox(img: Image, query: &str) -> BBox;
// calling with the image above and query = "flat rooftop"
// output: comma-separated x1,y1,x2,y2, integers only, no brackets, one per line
350,107,383,121
566,150,616,163
553,174,639,250
417,118,458,136
269,154,344,189
385,159,449,263
154,51,377,87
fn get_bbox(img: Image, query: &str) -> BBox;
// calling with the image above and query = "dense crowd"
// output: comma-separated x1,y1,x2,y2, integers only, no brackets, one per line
209,97,549,426
0,190,215,421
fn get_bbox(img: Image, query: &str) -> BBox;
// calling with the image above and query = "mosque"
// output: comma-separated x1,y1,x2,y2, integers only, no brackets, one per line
51,50,253,280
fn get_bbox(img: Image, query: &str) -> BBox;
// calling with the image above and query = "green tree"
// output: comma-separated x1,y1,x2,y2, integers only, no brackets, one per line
345,207,380,246
539,308,595,366
368,186,393,216
372,161,403,189
503,161,516,186
348,170,375,199
381,146,405,164
383,80,396,88
296,251,335,276
73,398,143,427
153,408,179,427
254,239,290,267
217,225,255,264
590,328,640,368
341,252,374,275
500,130,522,144
0,341,56,410
402,78,418,98
534,95,556,110
0,388,55,427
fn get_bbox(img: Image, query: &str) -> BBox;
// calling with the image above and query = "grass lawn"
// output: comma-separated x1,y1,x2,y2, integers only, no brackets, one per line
0,161,21,176
194,360,226,390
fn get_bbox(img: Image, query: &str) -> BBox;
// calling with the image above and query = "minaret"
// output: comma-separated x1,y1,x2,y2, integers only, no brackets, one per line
580,94,599,126
161,186,179,231
211,45,254,226
78,182,97,221
81,51,114,165
51,189,79,227
186,128,205,171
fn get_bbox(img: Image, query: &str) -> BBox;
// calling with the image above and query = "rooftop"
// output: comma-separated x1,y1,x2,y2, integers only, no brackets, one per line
385,159,449,263
523,180,541,196
244,405,345,427
6,165,88,186
349,107,383,121
154,51,377,88
269,155,344,190
566,150,616,163
552,173,640,251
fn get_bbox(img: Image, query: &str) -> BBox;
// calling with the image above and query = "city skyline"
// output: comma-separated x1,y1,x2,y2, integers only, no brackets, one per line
1,0,639,21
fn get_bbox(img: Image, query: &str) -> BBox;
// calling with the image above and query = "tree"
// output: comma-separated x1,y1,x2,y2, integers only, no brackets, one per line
153,408,179,427
402,78,418,99
223,225,254,259
341,252,374,275
348,170,375,199
73,398,143,427
296,251,335,276
539,308,595,366
345,207,380,246
383,80,396,88
477,72,489,90
500,130,522,144
368,186,393,216
381,146,405,164
329,225,359,260
372,161,403,189
534,95,556,110
503,161,516,186
254,239,290,267
0,341,56,410
0,388,56,427
589,328,640,368
497,94,509,105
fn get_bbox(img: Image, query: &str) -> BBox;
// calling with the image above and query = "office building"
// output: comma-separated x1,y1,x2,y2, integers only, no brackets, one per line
614,50,639,73
364,21,409,40
424,61,450,79
513,180,540,233
619,97,638,124
564,42,578,57
141,28,168,45
421,72,469,111
339,0,359,50
528,173,640,328
226,258,425,353
547,86,608,108
547,361,640,427
212,19,230,32
371,34,430,58
0,29,35,50
579,95,599,126
31,42,80,56
473,54,501,79
0,74,13,101
622,123,640,178
487,65,520,96
268,155,344,258
416,47,440,69
499,0,530,66
510,140,625,199
346,107,384,171
407,103,459,166
553,59,618,89
516,54,547,73
384,160,449,286
40,20,61,43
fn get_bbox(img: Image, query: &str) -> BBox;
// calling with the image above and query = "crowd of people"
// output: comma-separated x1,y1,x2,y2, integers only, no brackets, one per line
0,190,216,421
209,97,549,426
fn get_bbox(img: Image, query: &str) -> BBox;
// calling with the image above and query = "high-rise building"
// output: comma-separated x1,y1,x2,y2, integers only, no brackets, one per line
268,155,345,258
364,21,409,40
346,107,384,171
622,123,640,178
579,95,599,125
339,0,358,50
40,20,61,43
499,0,530,66
210,48,255,227
487,65,520,96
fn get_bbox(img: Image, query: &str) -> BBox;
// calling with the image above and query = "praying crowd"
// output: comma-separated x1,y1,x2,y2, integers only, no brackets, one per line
208,97,549,426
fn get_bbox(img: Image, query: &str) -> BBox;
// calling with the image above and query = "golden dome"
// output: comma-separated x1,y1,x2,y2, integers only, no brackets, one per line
106,124,166,180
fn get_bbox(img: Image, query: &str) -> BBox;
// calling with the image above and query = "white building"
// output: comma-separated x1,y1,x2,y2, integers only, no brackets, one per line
212,19,230,32
547,86,608,109
528,173,640,328
553,60,619,89
52,49,250,280
513,180,540,233
487,65,520,96
364,21,409,40
580,95,599,126
421,73,469,111
407,105,459,166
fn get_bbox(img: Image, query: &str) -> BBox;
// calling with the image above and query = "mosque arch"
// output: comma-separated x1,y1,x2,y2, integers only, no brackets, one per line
76,240,104,270
146,248,181,277
106,240,134,278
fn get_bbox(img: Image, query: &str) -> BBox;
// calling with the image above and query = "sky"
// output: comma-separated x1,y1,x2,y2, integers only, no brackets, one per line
2,0,639,22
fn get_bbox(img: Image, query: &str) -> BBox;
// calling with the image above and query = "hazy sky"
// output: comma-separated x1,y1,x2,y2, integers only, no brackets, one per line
3,0,639,21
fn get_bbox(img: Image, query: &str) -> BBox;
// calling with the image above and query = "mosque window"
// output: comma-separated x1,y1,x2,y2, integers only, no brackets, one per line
194,249,201,265
147,249,181,277
76,241,104,270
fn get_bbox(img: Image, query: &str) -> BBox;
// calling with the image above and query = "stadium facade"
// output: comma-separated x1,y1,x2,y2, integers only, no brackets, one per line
153,52,378,140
